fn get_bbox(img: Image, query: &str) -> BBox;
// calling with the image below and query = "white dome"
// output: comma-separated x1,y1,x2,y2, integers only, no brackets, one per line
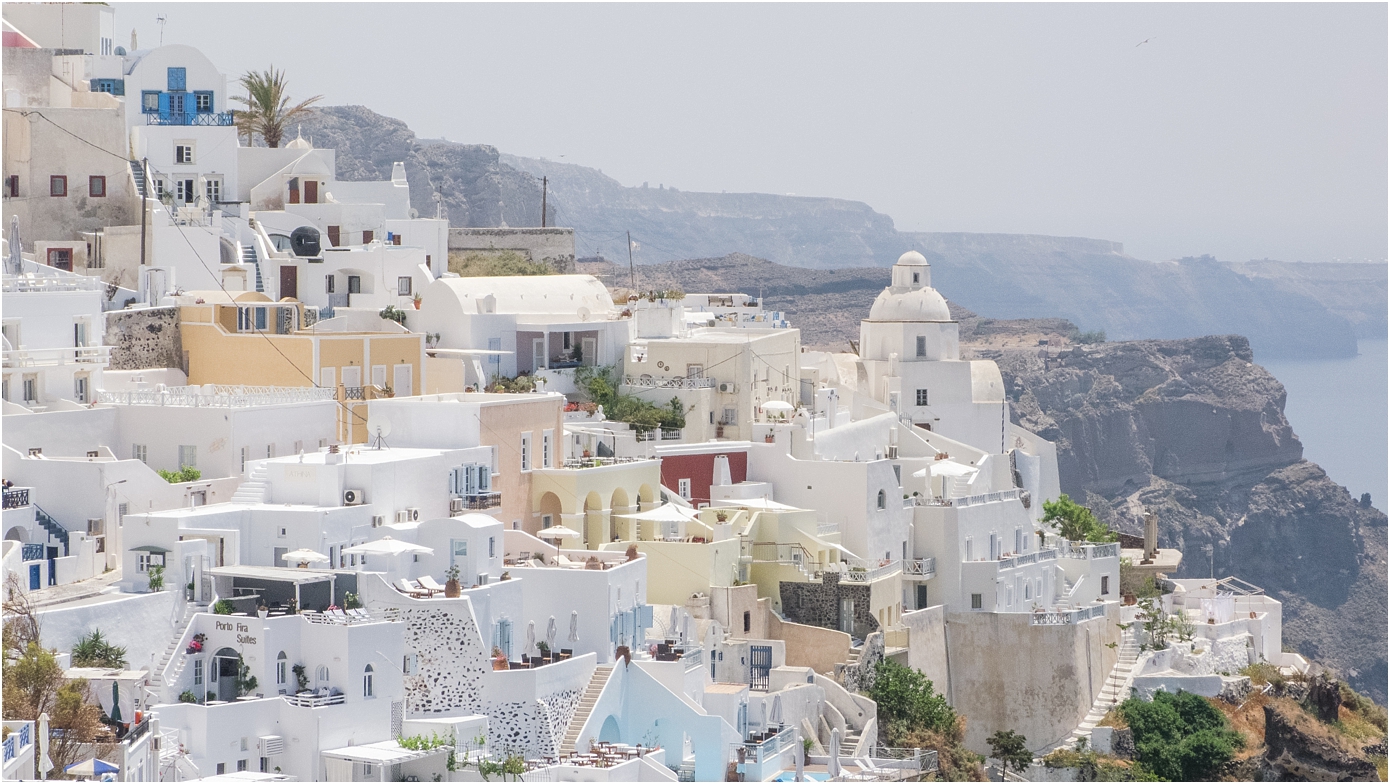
868,286,951,322
896,250,929,266
285,135,311,150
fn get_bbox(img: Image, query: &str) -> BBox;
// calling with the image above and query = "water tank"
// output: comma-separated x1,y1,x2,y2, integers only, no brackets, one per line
290,226,320,257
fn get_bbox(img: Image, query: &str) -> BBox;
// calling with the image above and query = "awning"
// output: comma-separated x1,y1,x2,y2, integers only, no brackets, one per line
321,740,449,764
342,537,433,557
130,545,172,554
912,461,978,479
616,503,702,523
208,565,333,585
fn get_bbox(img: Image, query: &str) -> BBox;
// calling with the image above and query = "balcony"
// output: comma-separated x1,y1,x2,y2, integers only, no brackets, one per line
903,557,936,579
1030,604,1108,626
20,543,44,562
145,111,235,126
3,275,104,293
1059,541,1121,560
623,374,716,390
456,492,501,510
2,487,30,509
3,346,110,369
636,428,683,442
98,385,336,408
280,691,345,708
3,721,33,763
556,456,650,470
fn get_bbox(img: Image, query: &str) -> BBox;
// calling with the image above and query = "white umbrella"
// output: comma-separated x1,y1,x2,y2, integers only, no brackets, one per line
761,400,794,413
37,712,53,780
537,525,581,541
65,759,120,777
568,610,579,643
761,700,769,732
526,620,536,658
281,548,329,566
617,503,700,523
341,537,433,557
794,727,805,781
8,215,22,275
828,728,841,778
667,606,678,639
546,616,558,651
771,693,783,728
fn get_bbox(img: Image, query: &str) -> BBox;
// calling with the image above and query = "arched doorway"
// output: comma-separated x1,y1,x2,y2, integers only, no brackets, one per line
4,526,29,543
583,492,604,549
598,715,622,744
211,647,240,702
610,488,632,541
538,492,563,534
637,484,657,512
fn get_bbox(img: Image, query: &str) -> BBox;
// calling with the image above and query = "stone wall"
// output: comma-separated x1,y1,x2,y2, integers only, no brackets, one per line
104,306,183,371
778,573,878,639
902,605,950,694
448,227,575,273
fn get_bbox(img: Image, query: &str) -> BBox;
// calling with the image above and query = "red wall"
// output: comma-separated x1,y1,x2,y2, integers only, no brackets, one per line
660,450,748,506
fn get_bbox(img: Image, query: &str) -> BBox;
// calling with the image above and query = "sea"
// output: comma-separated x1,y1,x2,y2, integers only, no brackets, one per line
1259,339,1388,510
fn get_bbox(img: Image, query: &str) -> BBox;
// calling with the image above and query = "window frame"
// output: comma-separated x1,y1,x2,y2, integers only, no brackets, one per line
174,144,195,165
193,90,214,113
397,276,412,296
49,175,67,197
520,432,532,472
141,91,160,113
915,389,929,407
89,175,106,198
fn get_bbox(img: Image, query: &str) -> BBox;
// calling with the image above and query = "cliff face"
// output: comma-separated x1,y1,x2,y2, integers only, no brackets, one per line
999,337,1387,704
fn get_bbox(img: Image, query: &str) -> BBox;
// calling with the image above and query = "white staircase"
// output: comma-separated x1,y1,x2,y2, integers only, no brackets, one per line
1051,627,1142,752
148,602,200,704
231,465,269,504
559,664,613,754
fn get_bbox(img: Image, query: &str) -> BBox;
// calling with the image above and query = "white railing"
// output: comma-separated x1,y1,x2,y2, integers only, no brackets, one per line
3,274,105,292
98,385,336,408
3,345,110,368
841,560,903,583
951,488,1023,508
1030,604,1107,626
816,520,840,536
280,691,345,708
556,456,650,469
903,557,936,577
623,374,717,390
1060,541,1121,560
998,549,1059,570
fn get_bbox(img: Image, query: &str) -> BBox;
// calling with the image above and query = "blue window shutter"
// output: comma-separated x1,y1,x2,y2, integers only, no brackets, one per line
167,67,186,91
158,92,170,115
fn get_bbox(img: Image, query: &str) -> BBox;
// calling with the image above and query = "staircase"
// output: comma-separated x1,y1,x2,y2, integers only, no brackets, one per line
559,664,613,754
231,464,269,504
1051,627,1142,752
241,241,264,293
149,602,201,704
33,504,69,556
130,160,147,198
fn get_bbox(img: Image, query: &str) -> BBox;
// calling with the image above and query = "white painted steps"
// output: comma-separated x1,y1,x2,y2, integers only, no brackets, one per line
559,664,613,754
1049,627,1142,753
231,465,269,504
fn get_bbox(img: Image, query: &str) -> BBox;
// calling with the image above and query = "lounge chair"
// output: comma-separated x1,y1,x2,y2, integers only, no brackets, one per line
348,608,371,621
418,575,447,594
397,578,428,598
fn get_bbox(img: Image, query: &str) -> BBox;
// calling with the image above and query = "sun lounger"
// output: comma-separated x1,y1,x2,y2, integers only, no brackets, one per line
418,575,447,593
396,578,428,598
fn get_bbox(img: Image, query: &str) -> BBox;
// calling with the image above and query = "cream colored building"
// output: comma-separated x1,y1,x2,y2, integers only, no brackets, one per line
530,457,663,548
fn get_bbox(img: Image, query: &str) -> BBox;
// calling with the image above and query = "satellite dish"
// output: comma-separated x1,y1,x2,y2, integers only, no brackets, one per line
577,306,591,322
368,417,392,449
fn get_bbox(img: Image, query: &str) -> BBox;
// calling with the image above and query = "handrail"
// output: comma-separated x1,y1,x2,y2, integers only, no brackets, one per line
1059,541,1120,560
3,487,30,509
280,691,345,707
2,275,105,292
1030,604,1107,626
903,557,936,576
146,111,234,126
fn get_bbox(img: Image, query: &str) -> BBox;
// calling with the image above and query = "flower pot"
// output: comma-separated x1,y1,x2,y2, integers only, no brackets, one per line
444,578,461,598
257,607,268,619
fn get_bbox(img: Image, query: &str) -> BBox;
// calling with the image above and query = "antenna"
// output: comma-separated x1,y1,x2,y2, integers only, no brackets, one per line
368,417,393,450
627,230,635,292
156,14,167,47
540,176,548,228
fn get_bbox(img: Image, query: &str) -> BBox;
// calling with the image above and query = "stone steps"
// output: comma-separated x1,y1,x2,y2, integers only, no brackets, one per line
1048,628,1144,753
559,665,613,754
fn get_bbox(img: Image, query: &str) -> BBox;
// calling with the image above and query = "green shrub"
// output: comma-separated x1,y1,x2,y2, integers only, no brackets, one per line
1074,329,1107,344
178,690,199,704
156,467,202,484
1042,494,1116,543
573,365,686,433
987,729,1033,773
71,630,128,668
379,305,407,326
867,659,957,745
212,599,236,615
448,250,554,277
1119,690,1242,781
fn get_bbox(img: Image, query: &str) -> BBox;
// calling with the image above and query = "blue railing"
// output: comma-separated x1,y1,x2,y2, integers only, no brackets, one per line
33,505,69,556
146,111,234,127
21,543,43,562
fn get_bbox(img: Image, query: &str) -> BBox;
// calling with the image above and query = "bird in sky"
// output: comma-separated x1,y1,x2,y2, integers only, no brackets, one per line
1136,37,1155,47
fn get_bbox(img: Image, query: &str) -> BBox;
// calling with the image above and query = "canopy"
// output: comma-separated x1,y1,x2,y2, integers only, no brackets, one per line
341,537,433,557
66,758,120,776
617,503,701,523
281,548,329,564
912,461,978,479
129,545,172,554
761,400,794,413
537,525,581,540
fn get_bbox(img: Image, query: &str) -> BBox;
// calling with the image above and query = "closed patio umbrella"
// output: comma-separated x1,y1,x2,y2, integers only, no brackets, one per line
546,616,557,651
109,682,122,724
8,215,22,275
771,693,783,728
794,727,804,781
568,610,579,643
37,712,52,780
828,728,841,778
526,620,535,658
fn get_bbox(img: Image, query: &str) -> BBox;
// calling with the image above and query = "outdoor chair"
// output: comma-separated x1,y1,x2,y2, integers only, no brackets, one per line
418,575,446,594
396,578,428,598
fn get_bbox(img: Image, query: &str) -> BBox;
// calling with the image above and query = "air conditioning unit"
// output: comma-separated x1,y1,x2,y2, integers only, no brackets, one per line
407,507,420,521
371,515,386,528
887,445,899,459
259,735,285,755
343,488,364,506
449,498,465,514
395,510,411,524
718,383,736,393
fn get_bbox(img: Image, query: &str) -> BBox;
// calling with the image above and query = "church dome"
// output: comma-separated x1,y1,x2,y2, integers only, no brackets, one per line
868,286,951,322
897,250,929,266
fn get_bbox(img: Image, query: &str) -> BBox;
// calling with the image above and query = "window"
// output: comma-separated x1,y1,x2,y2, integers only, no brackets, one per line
276,652,287,685
204,177,221,203
216,763,225,776
74,375,87,403
142,91,160,113
916,336,926,357
175,144,194,164
678,478,692,500
277,526,286,539
194,90,213,112
363,664,374,698
1015,528,1023,554
90,78,125,95
971,593,983,610
178,445,197,469
893,465,902,486
965,537,974,561
1025,582,1031,600
876,490,886,510
915,389,929,406
46,248,72,270
362,230,374,244
175,178,195,203
237,760,247,772
520,432,532,471
316,665,329,683
5,175,17,197
488,537,495,558
167,67,186,91
131,444,147,463
347,276,361,294
1101,575,1110,596
325,275,335,294
89,176,106,197
542,429,553,469
193,659,203,686
397,277,412,296
327,226,340,247
260,758,269,773
137,553,151,573
743,610,751,633
50,176,67,197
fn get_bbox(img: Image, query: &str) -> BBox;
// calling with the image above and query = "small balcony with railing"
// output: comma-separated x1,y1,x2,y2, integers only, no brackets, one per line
623,374,717,390
145,110,234,126
3,345,110,369
3,486,31,510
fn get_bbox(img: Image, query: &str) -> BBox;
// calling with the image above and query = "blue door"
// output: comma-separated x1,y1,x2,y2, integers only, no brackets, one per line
29,564,40,590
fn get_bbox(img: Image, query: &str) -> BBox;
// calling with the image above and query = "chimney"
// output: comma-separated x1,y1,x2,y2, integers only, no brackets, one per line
1143,510,1158,563
712,454,732,487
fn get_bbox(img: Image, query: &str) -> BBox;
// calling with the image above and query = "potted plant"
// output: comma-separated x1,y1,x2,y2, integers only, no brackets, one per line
444,564,461,598
536,641,550,662
412,293,423,309
257,604,269,619
491,647,509,671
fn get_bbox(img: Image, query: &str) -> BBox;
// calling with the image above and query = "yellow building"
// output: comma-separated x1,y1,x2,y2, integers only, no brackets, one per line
529,457,664,549
178,293,425,443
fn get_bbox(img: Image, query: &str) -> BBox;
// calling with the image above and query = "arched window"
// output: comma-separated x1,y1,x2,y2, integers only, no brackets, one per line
276,651,287,685
316,665,329,685
363,664,375,698
876,490,886,510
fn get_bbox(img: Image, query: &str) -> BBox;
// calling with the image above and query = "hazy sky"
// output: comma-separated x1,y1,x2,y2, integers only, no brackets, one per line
115,2,1386,263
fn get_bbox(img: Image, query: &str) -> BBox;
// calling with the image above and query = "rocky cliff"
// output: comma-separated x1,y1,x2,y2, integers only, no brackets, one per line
998,336,1387,704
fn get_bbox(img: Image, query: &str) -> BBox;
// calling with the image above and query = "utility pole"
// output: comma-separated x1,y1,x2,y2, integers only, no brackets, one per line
627,230,635,292
540,176,548,228
139,157,148,267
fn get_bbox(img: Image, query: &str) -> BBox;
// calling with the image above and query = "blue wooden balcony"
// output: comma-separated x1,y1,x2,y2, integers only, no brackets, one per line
146,111,234,127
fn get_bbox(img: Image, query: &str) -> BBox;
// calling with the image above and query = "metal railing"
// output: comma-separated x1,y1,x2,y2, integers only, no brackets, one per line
816,520,840,536
623,374,717,390
3,722,33,762
98,385,336,408
145,111,235,126
21,543,43,562
1030,604,1107,626
952,488,1023,508
3,345,110,368
3,487,30,509
841,560,903,583
735,724,797,764
459,492,502,510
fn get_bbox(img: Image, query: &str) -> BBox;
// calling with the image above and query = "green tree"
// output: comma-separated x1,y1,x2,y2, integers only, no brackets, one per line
70,630,127,668
156,466,202,484
574,365,686,434
1120,691,1241,781
867,659,957,744
987,729,1033,773
232,66,322,148
1042,494,1116,543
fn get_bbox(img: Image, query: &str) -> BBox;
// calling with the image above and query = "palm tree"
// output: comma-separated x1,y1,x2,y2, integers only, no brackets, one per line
232,66,322,148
